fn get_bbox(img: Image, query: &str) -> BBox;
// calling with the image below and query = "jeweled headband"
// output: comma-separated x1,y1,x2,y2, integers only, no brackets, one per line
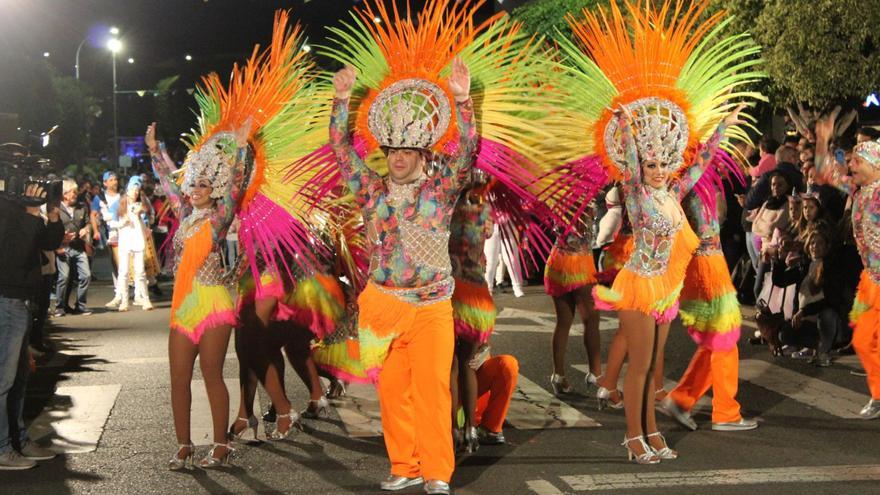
604,97,689,169
182,132,238,199
367,78,451,150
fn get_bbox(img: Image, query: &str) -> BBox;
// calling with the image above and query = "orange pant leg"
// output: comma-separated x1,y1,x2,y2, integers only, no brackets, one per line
409,301,456,481
474,355,518,433
378,335,419,478
852,311,880,399
668,346,712,412
708,346,742,423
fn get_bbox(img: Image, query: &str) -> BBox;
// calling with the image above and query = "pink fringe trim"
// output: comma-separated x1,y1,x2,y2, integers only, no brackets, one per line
314,363,371,385
687,326,741,352
454,320,492,345
275,304,337,340
653,301,681,325
172,309,237,345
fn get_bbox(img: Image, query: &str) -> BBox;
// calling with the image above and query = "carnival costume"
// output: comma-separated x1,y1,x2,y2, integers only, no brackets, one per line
667,156,754,426
314,0,559,486
544,209,599,297
818,138,880,416
543,0,762,321
450,183,497,344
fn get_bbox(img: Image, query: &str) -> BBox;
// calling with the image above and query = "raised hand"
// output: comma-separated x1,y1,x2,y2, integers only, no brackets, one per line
447,57,470,102
333,65,357,100
724,103,749,127
145,122,159,154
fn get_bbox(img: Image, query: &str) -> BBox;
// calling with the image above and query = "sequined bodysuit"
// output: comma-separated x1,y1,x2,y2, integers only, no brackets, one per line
329,98,477,304
683,192,723,257
449,188,493,284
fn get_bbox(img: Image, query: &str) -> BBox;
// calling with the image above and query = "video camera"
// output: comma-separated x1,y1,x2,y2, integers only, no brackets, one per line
0,145,61,207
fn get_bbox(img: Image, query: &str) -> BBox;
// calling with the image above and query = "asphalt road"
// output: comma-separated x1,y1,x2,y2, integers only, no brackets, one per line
3,272,880,495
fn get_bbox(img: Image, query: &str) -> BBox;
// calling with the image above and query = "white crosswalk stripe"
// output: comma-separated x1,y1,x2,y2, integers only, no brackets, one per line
505,374,601,429
28,384,121,454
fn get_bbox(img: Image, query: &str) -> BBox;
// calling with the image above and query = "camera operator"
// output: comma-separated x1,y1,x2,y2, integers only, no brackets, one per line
0,183,65,469
54,179,93,317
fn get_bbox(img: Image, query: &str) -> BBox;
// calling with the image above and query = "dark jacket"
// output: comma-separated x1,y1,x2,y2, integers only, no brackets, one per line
0,197,65,300
58,200,91,251
770,250,852,318
744,162,804,211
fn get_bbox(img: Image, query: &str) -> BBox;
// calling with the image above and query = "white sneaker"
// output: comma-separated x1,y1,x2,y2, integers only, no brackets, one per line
20,441,56,461
0,451,36,470
105,297,121,309
118,302,130,312
513,286,525,298
141,301,154,311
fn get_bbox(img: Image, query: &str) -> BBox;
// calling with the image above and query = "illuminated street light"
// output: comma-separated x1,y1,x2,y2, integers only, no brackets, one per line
107,38,123,53
373,16,382,23
43,52,50,58
127,57,134,64
185,54,193,61
302,44,311,53
110,26,120,35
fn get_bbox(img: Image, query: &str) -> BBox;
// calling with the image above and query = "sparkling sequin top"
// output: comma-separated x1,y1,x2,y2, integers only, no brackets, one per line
330,98,477,303
555,204,597,253
449,188,493,284
683,192,723,256
617,116,727,277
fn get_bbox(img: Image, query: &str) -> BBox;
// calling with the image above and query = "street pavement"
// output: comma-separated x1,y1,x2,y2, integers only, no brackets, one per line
3,267,880,494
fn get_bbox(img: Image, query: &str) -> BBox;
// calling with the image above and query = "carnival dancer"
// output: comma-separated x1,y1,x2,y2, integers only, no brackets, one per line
544,207,602,396
814,109,880,419
449,176,496,453
551,0,761,463
660,166,759,431
148,120,248,469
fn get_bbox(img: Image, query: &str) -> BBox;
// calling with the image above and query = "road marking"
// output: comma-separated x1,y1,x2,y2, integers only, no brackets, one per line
560,464,880,491
190,379,261,445
110,352,238,365
330,382,383,438
739,359,867,419
526,479,565,495
505,374,601,429
28,384,121,454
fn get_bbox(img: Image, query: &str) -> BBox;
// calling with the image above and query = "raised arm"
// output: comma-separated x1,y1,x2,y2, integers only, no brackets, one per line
209,123,250,243
330,66,379,206
677,104,746,197
443,58,477,191
813,107,853,195
146,122,186,217
615,110,641,197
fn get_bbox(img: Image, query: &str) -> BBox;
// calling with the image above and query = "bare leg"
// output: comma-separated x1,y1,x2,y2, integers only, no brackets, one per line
456,339,480,431
231,326,258,437
197,324,233,458
575,285,602,377
647,323,675,454
284,326,324,404
169,329,198,459
619,310,656,458
450,352,460,428
551,292,577,387
653,323,671,401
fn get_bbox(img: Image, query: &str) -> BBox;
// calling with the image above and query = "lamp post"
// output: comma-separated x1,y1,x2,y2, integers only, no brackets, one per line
107,37,123,169
75,26,119,80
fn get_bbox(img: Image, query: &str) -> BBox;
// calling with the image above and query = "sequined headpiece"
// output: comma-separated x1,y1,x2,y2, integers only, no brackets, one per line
604,98,690,169
182,132,238,199
367,78,451,150
855,139,880,169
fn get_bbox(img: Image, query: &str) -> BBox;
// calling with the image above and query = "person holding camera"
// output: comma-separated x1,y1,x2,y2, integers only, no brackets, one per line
0,183,65,469
54,179,93,316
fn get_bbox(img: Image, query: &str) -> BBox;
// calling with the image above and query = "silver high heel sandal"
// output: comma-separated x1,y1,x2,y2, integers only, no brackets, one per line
326,380,347,399
268,411,302,440
168,442,194,470
596,385,624,410
550,373,572,396
301,396,330,419
199,442,233,468
463,426,479,453
646,432,678,460
584,372,598,389
622,436,660,465
228,415,258,442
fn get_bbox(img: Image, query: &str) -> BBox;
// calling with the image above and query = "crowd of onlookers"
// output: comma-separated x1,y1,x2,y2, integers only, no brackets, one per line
725,125,880,367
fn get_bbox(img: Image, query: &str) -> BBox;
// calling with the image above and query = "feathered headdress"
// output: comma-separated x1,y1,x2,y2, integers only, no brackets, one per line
539,0,765,231
184,11,334,284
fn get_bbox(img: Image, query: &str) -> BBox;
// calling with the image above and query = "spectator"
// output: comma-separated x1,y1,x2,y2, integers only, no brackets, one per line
55,180,93,317
106,177,153,311
0,183,64,469
799,143,814,169
797,193,833,243
856,126,880,143
226,217,240,269
752,172,792,301
783,134,800,149
772,230,852,366
749,136,778,178
30,204,58,355
92,171,122,286
744,145,803,211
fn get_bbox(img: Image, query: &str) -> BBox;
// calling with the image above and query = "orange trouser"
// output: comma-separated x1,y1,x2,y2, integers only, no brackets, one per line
377,300,455,482
852,314,880,399
668,345,742,423
474,355,518,433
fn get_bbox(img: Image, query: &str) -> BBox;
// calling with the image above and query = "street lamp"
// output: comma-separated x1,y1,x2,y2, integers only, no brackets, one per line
75,26,119,80
107,37,123,169
127,57,134,64
184,54,192,61
43,52,50,58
